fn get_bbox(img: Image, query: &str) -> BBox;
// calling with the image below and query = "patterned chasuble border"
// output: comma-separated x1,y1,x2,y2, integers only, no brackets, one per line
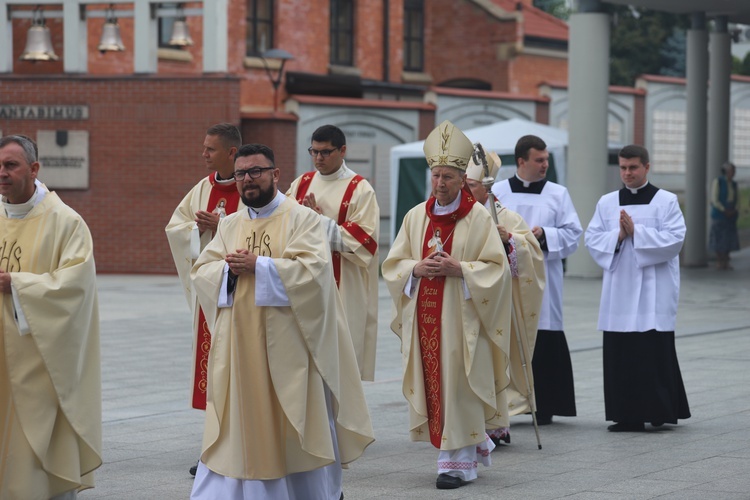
417,188,475,448
191,176,241,410
293,172,377,287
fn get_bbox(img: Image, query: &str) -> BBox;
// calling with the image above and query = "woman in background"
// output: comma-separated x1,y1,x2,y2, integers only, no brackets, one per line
709,162,740,270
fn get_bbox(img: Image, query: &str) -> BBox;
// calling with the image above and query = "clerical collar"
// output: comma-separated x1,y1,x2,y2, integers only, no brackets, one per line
214,172,235,184
247,190,285,219
318,160,353,181
433,194,461,215
515,173,534,188
626,180,649,194
619,182,659,206
2,181,48,219
509,174,546,194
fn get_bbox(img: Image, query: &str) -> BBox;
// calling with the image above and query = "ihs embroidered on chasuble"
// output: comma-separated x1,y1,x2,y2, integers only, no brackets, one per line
0,238,22,272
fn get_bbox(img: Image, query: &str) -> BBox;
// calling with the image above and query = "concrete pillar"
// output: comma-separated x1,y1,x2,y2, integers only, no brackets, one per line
707,17,731,182
0,1,11,73
134,0,158,73
203,0,228,72
683,13,709,267
63,1,87,73
565,0,610,278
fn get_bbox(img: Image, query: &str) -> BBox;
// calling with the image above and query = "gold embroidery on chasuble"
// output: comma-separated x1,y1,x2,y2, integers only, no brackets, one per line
205,214,331,480
0,238,23,272
0,213,43,272
0,214,61,496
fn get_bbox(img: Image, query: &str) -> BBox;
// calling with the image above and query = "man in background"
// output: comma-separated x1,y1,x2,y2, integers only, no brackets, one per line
492,135,581,425
585,144,690,432
165,123,243,475
287,124,379,381
465,148,545,445
190,143,373,499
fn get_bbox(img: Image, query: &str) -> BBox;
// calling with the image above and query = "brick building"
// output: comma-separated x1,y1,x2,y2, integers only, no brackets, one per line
1,0,569,273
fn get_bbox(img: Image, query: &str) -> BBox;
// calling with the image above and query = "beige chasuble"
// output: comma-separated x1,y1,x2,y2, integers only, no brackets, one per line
165,175,245,408
493,203,546,416
0,193,102,499
286,169,379,381
382,201,513,450
191,198,374,480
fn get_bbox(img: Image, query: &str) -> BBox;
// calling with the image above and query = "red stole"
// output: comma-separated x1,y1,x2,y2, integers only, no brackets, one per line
193,175,241,410
293,171,377,287
417,188,475,447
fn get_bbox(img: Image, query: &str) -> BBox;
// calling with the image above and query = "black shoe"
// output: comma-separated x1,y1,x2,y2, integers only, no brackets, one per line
189,460,199,476
490,432,510,447
436,473,467,489
535,414,553,425
607,422,645,432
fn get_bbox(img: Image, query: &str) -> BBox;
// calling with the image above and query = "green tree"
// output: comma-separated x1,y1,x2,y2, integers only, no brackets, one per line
732,55,743,74
659,28,686,77
606,6,688,86
742,52,750,76
533,0,571,21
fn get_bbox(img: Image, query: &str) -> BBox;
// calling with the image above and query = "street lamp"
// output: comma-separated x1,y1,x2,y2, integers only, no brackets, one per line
260,48,294,113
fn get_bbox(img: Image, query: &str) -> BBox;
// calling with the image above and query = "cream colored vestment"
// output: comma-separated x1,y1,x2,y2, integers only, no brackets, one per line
382,201,513,450
0,193,102,499
191,198,374,480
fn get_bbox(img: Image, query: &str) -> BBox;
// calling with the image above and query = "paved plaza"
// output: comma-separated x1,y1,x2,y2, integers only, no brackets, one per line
81,247,750,499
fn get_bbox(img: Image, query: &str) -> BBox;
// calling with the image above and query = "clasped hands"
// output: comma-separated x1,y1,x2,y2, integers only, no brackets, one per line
226,249,257,275
302,193,323,215
195,210,220,234
413,251,463,279
618,209,634,243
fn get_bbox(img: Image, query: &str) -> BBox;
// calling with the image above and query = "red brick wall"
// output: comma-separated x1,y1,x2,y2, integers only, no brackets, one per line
10,1,567,107
425,0,518,91
355,0,383,80
418,107,437,140
0,75,241,274
509,54,568,95
535,99,550,124
241,114,299,192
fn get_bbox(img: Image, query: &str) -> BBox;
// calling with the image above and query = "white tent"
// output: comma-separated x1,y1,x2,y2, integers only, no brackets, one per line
388,118,572,241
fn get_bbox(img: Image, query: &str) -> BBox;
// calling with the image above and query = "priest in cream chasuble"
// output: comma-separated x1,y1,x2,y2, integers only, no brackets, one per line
1,135,101,499
165,124,244,411
286,124,379,382
465,149,546,445
382,122,512,490
190,144,373,500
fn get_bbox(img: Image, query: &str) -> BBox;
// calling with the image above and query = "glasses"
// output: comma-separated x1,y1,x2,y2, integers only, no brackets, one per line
233,167,274,181
307,147,339,158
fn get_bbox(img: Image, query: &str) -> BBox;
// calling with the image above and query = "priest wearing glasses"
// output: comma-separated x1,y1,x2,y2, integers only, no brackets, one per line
190,143,373,499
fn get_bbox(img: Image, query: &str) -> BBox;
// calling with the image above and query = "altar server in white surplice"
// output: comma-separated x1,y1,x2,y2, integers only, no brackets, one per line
491,135,581,425
190,143,373,500
585,144,690,433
